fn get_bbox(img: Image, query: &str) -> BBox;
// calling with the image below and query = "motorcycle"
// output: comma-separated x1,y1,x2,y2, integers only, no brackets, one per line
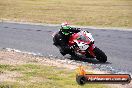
52,30,107,63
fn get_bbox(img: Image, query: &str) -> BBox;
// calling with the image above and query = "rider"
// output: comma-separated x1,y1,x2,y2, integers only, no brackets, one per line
53,22,81,56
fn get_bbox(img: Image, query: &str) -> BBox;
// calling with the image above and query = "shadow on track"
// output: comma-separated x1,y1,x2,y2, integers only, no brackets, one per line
67,55,111,65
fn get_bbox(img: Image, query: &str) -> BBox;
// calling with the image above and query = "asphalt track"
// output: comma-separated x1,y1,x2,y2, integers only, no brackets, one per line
0,22,132,73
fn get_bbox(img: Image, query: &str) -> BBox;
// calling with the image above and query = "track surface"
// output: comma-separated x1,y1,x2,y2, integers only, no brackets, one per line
0,22,132,73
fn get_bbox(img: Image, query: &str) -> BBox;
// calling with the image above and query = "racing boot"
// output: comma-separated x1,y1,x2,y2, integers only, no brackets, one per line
59,48,66,56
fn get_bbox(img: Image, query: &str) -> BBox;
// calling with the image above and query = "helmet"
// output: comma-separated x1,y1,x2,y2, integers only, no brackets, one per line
60,22,71,35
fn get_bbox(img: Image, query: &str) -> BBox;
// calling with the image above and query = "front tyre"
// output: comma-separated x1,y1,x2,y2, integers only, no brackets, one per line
93,47,107,63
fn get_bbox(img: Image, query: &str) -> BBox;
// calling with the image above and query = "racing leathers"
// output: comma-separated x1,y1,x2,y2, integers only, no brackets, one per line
53,28,80,56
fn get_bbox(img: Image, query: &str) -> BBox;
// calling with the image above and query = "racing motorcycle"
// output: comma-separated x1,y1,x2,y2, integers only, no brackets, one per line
52,30,107,63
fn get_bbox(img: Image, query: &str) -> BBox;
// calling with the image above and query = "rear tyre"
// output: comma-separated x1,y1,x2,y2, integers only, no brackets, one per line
93,47,107,63
60,51,66,56
69,51,79,59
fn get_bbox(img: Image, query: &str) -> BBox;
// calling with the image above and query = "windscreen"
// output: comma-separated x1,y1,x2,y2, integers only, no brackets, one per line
77,33,89,42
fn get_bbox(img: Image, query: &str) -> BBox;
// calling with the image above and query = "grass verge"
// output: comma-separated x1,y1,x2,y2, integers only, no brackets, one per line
0,0,132,28
0,64,108,88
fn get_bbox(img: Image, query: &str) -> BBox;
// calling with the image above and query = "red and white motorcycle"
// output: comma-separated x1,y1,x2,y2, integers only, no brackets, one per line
53,30,107,63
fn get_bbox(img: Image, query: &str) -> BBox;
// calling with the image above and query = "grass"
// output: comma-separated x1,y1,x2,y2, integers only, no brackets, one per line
0,64,109,88
0,0,132,28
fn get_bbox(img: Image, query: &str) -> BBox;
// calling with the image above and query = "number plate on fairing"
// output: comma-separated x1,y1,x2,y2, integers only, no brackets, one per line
78,44,89,50
74,40,89,51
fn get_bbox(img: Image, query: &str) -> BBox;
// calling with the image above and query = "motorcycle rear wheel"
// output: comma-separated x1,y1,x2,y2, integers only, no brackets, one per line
93,47,107,63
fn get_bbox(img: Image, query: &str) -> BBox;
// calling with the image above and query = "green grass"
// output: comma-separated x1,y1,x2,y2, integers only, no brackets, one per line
0,0,132,28
0,64,109,88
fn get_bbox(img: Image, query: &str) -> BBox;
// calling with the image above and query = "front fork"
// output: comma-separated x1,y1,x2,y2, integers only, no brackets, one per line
87,44,96,57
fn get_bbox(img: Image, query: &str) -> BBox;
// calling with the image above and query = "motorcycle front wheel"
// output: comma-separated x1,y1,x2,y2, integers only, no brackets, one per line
93,47,107,63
